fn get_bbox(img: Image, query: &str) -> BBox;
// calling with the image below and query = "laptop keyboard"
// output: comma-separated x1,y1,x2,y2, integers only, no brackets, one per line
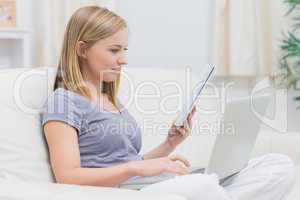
119,167,206,190
188,167,205,174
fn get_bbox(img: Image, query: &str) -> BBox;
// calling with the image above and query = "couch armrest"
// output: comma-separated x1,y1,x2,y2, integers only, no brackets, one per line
0,179,186,200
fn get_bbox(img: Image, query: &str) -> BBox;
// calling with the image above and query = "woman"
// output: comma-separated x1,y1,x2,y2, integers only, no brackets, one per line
42,6,295,200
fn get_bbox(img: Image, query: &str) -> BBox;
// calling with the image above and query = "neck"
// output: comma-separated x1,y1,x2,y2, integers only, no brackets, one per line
80,64,105,99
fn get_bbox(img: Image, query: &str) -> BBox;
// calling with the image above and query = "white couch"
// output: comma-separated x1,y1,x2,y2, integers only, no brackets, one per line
0,67,298,200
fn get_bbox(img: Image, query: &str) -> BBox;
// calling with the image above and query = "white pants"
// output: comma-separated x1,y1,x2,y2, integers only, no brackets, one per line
139,154,296,200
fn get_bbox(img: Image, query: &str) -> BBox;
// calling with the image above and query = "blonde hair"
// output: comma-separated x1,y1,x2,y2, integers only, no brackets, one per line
54,6,127,107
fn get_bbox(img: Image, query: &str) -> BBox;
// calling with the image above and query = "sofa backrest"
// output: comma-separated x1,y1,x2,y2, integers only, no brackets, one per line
0,67,57,182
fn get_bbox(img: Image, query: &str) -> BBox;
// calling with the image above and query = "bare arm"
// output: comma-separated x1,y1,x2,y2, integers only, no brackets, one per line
43,121,134,187
143,107,196,160
44,121,189,187
142,140,175,160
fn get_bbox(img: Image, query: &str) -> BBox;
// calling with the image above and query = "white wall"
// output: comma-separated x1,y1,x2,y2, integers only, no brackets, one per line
116,0,214,74
16,0,35,66
12,0,214,70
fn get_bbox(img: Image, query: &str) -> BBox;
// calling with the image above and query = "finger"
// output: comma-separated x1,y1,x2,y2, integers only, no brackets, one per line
192,106,196,114
187,112,192,121
176,127,185,137
170,121,183,132
174,123,186,133
168,167,186,176
183,120,191,133
169,122,179,131
183,120,189,132
189,108,196,120
188,107,196,121
173,163,188,175
166,161,188,175
188,119,193,130
176,125,188,137
187,114,193,125
169,154,190,167
169,127,182,136
177,123,191,137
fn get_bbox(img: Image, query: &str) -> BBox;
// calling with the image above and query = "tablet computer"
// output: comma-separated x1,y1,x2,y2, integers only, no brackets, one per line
174,64,215,126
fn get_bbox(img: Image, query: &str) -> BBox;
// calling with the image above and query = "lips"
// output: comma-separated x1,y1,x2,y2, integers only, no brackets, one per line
110,67,121,72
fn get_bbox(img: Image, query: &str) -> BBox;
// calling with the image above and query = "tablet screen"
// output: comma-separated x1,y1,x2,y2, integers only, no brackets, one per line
174,64,215,126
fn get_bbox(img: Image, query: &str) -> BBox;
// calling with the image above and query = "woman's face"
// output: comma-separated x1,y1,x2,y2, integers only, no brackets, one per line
79,28,128,84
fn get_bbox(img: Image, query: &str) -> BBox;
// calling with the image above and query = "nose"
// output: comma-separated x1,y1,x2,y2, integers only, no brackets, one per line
118,55,128,65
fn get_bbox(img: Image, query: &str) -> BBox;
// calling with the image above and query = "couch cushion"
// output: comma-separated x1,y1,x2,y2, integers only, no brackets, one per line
0,178,186,200
0,67,57,182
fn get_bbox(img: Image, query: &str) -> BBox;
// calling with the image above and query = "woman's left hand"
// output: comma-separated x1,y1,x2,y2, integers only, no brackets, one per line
165,106,197,149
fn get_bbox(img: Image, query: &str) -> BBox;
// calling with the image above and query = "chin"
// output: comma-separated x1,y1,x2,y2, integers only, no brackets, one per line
103,76,118,82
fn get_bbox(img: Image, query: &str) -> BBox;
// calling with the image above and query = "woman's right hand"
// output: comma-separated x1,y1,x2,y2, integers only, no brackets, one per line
127,154,190,177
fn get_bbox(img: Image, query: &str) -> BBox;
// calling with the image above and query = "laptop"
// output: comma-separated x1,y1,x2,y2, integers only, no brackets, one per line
191,95,271,178
120,95,271,189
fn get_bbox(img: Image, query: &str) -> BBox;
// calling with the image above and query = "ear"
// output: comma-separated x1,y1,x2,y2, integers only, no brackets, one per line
76,41,88,58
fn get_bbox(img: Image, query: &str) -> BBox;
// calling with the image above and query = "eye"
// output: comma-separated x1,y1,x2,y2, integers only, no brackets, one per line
110,49,120,53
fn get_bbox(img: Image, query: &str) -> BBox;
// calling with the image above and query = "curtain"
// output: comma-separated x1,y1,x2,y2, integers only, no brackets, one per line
32,0,117,67
213,0,289,76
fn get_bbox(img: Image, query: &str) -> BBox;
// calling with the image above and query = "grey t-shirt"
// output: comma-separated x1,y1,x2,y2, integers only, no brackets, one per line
41,88,143,168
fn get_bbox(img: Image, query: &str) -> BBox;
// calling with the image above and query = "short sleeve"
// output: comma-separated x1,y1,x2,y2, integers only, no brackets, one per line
41,91,82,133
